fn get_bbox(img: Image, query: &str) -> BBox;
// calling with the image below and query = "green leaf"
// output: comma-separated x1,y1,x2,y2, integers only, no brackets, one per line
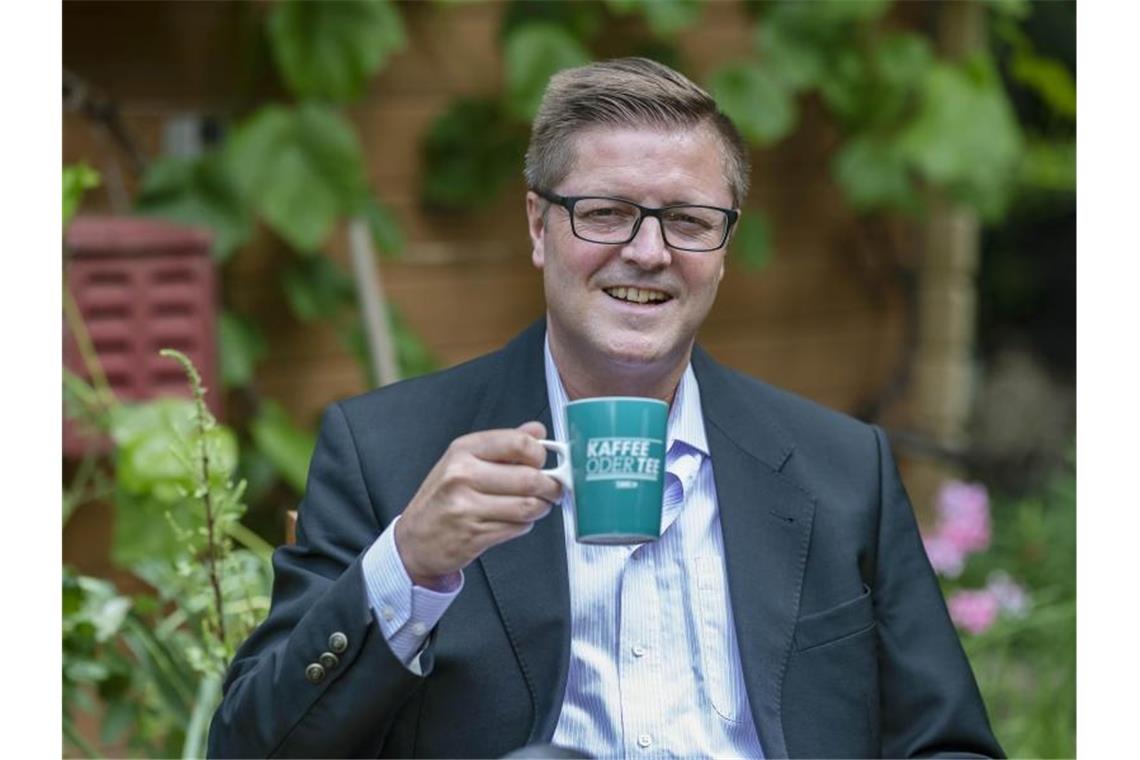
65,660,111,683
501,0,606,42
420,98,529,210
817,46,870,126
227,104,368,252
833,135,918,214
504,22,592,121
755,21,826,92
268,0,406,102
708,62,796,145
63,163,100,229
101,698,135,745
362,196,405,259
606,0,703,37
218,311,267,388
281,254,356,323
136,153,254,261
182,671,223,760
897,56,1024,219
731,210,773,270
874,32,934,93
984,0,1032,19
64,574,133,642
1018,138,1075,193
110,398,238,504
249,401,317,494
771,0,889,28
1010,50,1076,121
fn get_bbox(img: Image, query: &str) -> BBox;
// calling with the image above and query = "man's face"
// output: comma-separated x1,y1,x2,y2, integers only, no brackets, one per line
527,125,733,381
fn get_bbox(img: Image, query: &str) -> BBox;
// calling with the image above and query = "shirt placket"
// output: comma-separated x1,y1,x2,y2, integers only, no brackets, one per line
619,542,665,756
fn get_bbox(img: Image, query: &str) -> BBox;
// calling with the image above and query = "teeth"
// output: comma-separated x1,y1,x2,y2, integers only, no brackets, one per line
605,287,668,304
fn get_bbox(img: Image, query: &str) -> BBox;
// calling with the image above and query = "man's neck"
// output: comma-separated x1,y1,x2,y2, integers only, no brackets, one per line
547,330,691,407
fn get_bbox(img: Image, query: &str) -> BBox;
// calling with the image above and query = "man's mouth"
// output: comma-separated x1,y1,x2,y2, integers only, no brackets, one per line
602,286,672,305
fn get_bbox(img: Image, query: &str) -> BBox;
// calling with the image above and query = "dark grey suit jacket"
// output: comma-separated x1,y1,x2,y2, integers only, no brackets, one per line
208,320,1002,758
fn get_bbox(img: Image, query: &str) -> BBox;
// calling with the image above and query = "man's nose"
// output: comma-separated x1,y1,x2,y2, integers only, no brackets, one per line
620,216,672,269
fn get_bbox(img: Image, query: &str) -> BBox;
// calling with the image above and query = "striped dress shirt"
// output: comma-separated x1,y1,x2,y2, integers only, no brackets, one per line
545,339,764,759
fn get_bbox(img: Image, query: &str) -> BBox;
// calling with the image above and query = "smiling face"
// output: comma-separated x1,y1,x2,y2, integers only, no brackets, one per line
527,125,734,400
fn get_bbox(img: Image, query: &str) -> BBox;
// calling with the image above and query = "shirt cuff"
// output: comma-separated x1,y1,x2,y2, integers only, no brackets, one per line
361,515,465,670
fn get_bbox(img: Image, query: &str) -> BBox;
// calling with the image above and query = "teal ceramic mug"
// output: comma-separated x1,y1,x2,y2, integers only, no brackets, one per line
540,396,668,544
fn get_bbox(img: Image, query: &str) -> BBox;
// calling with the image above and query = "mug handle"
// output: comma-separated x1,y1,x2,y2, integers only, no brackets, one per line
539,440,572,492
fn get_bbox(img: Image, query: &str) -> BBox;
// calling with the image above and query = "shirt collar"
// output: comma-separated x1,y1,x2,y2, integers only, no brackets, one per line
543,334,709,457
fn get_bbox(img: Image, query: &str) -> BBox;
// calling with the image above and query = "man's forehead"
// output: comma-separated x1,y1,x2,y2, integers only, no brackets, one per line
560,124,732,201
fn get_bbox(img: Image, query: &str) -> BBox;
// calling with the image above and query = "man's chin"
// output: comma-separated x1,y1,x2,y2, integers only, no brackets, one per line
598,334,679,371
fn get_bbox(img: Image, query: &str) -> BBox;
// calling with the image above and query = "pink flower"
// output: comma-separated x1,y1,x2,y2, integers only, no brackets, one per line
923,534,966,578
936,481,991,555
947,589,1000,635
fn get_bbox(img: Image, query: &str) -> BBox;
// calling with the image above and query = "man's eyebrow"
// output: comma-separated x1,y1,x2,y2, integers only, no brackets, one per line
578,192,718,207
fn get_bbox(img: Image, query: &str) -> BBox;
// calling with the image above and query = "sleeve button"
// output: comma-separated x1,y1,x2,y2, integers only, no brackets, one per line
328,631,348,653
305,663,326,683
319,651,340,670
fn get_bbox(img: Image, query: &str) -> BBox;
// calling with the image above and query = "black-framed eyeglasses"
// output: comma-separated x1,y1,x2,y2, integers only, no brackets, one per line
533,189,739,253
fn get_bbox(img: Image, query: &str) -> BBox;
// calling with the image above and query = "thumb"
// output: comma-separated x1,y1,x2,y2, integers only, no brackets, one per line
516,420,547,440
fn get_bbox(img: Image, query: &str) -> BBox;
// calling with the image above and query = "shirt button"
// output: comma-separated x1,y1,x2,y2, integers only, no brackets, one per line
382,607,396,622
637,734,652,748
411,622,428,636
632,645,646,657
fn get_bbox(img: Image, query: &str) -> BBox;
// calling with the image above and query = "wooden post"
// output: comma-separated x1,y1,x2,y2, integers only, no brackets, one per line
906,0,986,517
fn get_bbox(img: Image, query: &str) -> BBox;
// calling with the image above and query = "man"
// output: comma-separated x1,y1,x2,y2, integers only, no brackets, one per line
209,58,1001,758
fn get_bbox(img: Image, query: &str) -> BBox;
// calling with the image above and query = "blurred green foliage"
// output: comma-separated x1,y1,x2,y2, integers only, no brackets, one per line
504,23,592,121
226,103,372,252
136,153,253,261
129,0,436,515
953,459,1076,757
63,163,100,229
268,0,406,102
63,356,273,758
419,0,1074,271
421,98,529,210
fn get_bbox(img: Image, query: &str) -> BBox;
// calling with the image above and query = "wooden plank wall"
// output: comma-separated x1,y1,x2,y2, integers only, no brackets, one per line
63,0,910,437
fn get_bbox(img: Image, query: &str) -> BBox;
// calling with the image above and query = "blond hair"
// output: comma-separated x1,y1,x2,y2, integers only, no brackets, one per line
524,57,750,206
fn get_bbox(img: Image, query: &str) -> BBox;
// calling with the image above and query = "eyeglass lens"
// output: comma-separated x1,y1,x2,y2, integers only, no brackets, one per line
571,198,728,250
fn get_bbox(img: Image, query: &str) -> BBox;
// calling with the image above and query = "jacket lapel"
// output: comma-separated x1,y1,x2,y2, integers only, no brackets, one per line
472,320,572,744
694,348,816,759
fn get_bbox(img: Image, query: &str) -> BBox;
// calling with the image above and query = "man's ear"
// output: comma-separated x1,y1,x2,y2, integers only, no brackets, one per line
526,192,547,269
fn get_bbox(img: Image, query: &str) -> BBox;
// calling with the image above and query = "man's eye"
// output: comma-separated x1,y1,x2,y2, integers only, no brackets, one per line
665,211,714,230
581,206,629,218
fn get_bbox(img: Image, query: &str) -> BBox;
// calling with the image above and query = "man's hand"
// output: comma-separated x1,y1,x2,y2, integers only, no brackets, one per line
393,421,563,589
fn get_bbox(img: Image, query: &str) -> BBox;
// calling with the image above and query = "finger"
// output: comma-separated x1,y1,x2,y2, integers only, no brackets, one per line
455,458,563,502
516,420,546,440
470,493,557,525
457,428,549,467
474,519,541,552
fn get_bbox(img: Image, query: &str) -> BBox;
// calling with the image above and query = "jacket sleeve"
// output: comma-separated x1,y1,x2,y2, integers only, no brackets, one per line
871,426,1005,758
208,402,430,758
